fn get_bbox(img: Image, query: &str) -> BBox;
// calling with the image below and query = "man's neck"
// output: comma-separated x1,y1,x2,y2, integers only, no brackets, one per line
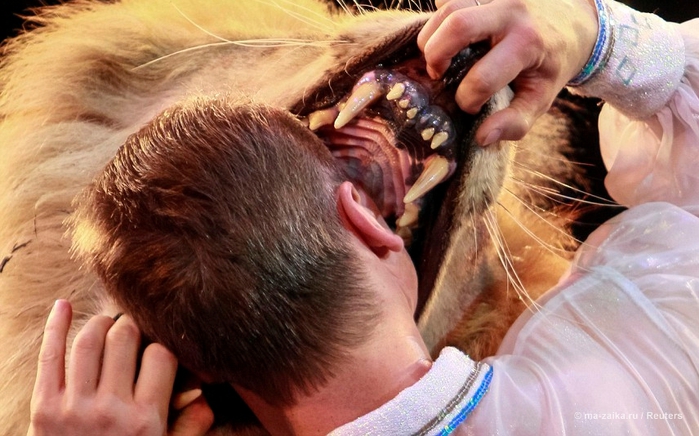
237,320,432,435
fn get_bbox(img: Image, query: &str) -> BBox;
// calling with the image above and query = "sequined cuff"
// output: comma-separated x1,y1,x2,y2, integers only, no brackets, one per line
568,0,685,119
328,348,493,436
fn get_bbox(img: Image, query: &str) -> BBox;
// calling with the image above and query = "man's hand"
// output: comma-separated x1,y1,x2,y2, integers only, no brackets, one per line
28,300,213,436
418,0,599,145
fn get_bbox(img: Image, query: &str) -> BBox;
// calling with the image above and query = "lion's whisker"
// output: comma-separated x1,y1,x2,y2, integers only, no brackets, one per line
472,200,479,268
133,39,347,70
512,160,619,204
272,0,338,26
498,192,578,253
510,177,622,208
484,201,536,303
484,207,544,313
516,146,598,168
335,0,356,16
351,1,379,14
256,0,335,31
170,2,232,43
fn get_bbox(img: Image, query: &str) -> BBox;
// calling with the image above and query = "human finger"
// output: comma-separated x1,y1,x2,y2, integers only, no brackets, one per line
66,314,114,396
135,343,178,419
99,315,141,399
33,300,72,398
420,1,509,79
474,82,558,145
453,33,538,113
418,0,473,50
169,396,214,436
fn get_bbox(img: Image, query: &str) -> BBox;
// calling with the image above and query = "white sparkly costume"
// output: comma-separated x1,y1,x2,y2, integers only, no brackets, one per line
331,2,699,435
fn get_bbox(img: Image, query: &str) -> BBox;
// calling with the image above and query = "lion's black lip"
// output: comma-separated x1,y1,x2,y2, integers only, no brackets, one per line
291,20,426,115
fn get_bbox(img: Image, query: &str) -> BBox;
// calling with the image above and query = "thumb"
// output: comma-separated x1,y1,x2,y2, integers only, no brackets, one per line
169,396,215,436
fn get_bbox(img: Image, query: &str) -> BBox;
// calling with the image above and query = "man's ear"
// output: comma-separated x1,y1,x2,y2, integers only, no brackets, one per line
337,181,403,257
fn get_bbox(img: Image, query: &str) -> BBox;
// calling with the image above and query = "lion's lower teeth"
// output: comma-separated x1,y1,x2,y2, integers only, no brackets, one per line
404,155,451,203
397,202,420,228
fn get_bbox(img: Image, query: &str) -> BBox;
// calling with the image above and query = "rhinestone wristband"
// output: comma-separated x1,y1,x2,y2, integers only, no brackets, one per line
568,0,613,86
568,0,685,119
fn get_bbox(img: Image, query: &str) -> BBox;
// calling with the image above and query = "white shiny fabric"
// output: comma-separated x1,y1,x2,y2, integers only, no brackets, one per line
600,19,699,211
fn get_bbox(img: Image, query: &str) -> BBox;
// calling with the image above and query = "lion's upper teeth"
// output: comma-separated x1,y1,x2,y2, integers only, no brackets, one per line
430,131,449,149
404,155,450,203
307,68,461,232
308,107,339,131
335,81,384,129
386,83,405,100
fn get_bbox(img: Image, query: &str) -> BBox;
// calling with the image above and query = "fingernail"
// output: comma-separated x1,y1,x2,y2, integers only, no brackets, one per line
52,299,67,313
481,129,502,146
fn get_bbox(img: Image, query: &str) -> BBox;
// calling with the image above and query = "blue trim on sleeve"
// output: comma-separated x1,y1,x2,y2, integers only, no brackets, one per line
437,366,494,435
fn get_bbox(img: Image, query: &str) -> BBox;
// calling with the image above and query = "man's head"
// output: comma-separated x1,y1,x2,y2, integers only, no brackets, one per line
72,97,384,404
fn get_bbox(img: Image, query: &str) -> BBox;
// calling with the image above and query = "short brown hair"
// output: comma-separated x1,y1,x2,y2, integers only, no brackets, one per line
72,97,379,404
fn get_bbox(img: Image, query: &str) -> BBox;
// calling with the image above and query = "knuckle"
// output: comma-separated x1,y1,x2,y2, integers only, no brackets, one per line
508,0,528,14
30,406,56,428
63,407,95,427
72,316,112,353
520,26,544,50
37,346,62,365
466,67,495,96
106,318,140,346
72,332,101,355
436,1,462,20
443,11,474,38
130,409,161,435
92,401,119,426
143,342,176,366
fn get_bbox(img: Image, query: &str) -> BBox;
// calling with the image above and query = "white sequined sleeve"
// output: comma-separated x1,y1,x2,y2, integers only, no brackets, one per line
571,4,699,211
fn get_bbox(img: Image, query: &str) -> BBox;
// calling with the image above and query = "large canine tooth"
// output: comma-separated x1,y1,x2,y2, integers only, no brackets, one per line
334,81,383,129
387,83,406,100
430,131,449,149
404,156,449,203
397,202,420,227
308,107,339,130
421,127,435,141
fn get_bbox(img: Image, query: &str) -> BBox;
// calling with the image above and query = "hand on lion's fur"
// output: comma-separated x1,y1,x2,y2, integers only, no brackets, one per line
27,300,213,436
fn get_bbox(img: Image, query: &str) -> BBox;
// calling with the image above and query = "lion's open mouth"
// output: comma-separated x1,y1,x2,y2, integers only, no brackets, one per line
294,41,490,314
298,45,487,236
